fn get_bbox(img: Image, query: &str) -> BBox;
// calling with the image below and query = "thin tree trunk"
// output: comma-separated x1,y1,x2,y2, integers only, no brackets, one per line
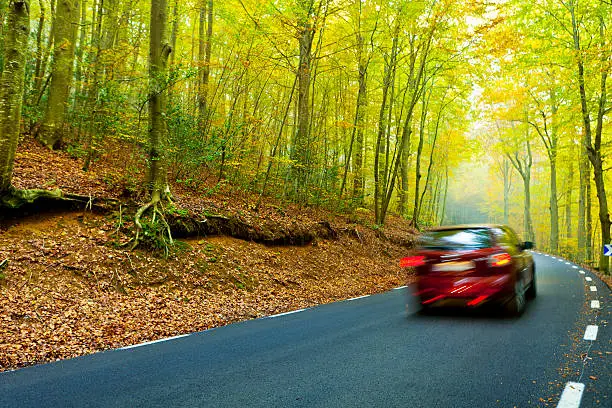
565,159,574,240
198,0,213,134
439,165,448,225
32,0,46,104
507,137,534,241
373,24,399,224
340,2,370,201
411,78,431,227
72,0,88,111
418,97,444,223
503,158,511,224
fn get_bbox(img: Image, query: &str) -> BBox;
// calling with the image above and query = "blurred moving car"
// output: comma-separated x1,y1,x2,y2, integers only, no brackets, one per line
401,225,536,315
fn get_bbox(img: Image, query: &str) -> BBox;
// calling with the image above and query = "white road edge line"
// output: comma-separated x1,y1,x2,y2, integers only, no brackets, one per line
584,325,598,341
394,286,408,290
347,295,370,301
120,334,191,350
585,277,592,282
589,286,597,292
557,382,585,408
591,300,601,309
572,266,578,269
268,308,306,318
579,270,586,274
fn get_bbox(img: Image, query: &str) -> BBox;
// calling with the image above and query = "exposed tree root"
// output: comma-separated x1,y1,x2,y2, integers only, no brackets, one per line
0,187,118,218
130,195,174,256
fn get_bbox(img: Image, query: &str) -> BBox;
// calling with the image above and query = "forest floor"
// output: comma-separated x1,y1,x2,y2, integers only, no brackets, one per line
0,137,418,371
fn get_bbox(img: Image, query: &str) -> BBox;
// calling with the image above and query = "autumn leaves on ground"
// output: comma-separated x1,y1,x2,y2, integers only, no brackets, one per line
0,138,417,372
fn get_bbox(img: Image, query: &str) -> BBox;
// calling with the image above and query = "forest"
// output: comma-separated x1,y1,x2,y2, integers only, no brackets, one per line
0,0,610,273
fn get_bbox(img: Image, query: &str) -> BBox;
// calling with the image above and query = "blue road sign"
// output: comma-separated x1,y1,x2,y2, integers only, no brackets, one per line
604,244,612,256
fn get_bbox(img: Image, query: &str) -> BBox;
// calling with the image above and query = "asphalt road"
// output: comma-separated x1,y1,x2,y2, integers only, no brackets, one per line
1,253,609,408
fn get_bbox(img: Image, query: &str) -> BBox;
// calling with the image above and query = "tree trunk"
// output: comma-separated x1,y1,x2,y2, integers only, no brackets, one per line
82,0,104,172
570,4,609,270
198,0,213,134
585,17,610,274
523,170,534,242
352,55,367,202
440,165,448,225
565,159,574,240
397,115,411,216
507,137,534,242
550,159,558,251
38,0,79,149
32,0,46,105
549,88,559,252
291,0,315,202
418,98,444,224
411,80,430,227
578,141,588,260
0,0,30,193
148,0,171,198
373,27,399,224
503,158,511,224
340,2,369,203
72,0,87,111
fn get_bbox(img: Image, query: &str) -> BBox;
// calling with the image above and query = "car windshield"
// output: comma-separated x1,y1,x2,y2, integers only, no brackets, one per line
419,228,492,250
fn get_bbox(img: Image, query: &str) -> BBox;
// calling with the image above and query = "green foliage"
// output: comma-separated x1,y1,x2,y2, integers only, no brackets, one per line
102,163,142,197
166,105,232,186
167,204,189,217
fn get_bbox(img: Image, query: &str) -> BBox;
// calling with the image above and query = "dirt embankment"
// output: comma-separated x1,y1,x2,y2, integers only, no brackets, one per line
0,137,419,372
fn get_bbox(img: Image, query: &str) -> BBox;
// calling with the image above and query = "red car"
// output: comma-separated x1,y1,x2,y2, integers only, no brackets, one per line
401,225,536,315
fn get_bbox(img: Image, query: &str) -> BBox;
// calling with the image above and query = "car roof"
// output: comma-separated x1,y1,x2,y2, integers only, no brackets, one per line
425,224,505,232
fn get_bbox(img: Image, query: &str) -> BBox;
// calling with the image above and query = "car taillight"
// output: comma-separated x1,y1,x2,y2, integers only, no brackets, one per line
489,253,511,267
400,256,425,268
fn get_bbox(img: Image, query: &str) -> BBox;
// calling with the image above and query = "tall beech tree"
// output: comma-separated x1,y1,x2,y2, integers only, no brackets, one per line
132,0,173,251
37,0,79,149
291,0,317,202
565,0,610,271
527,85,560,252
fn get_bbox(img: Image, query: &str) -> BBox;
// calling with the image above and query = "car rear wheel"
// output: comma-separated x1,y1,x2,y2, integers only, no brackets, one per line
526,265,536,299
505,281,526,316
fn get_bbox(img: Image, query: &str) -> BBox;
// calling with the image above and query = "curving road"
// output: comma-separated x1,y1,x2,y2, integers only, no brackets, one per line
1,253,609,407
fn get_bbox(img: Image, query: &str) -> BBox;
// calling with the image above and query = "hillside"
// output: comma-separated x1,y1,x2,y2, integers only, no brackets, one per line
0,137,418,371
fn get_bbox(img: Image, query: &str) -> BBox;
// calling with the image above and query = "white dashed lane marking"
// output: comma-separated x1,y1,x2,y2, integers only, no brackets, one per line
268,308,307,318
590,286,598,292
583,325,599,341
346,295,370,301
579,270,586,274
120,334,191,350
585,277,592,282
557,382,585,408
591,300,601,309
